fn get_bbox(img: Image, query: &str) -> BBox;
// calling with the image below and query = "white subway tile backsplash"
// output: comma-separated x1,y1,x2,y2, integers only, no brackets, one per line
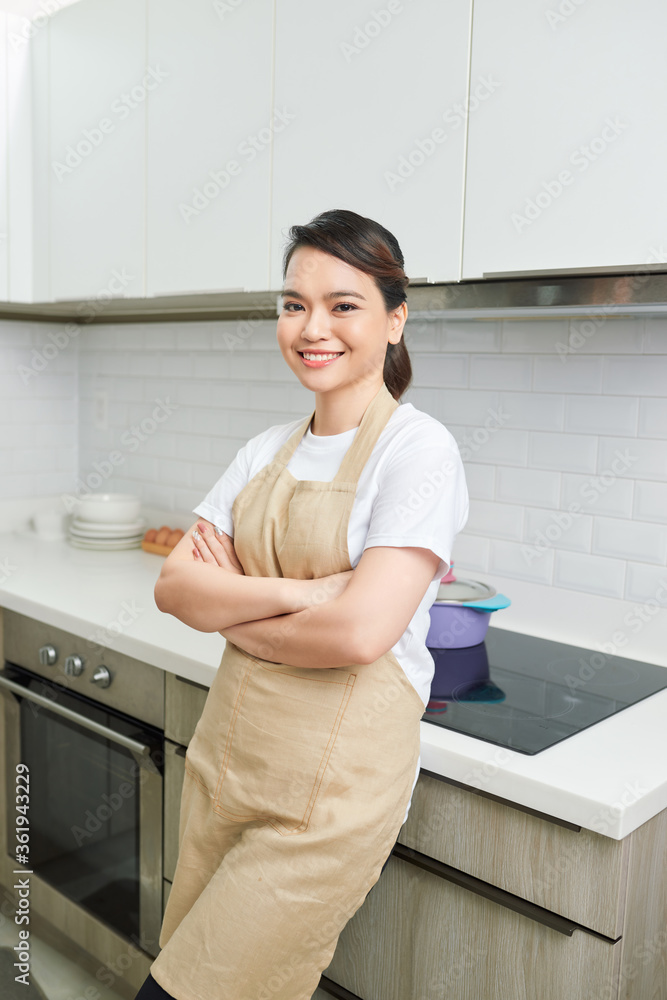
451,533,490,572
603,356,667,395
598,436,667,482
624,562,667,604
496,467,561,509
633,481,667,522
564,394,638,436
528,431,597,473
463,463,496,500
439,320,501,353
410,353,468,388
469,355,532,391
561,473,634,518
553,551,626,599
592,516,667,565
524,507,592,553
435,389,500,426
456,427,529,466
501,320,569,353
644,318,667,353
564,317,644,355
465,499,524,540
488,539,554,585
533,356,603,394
637,397,667,438
499,391,564,431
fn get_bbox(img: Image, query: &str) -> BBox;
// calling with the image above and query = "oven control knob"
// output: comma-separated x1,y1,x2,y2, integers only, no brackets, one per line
38,645,57,666
91,666,111,688
64,655,84,677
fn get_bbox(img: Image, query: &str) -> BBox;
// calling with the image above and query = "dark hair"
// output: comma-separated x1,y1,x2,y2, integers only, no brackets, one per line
281,209,412,400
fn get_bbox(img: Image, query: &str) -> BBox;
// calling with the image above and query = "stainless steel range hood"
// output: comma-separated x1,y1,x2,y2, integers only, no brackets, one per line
2,265,667,324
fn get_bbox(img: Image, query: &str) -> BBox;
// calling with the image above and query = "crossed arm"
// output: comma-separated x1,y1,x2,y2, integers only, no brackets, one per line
154,519,440,668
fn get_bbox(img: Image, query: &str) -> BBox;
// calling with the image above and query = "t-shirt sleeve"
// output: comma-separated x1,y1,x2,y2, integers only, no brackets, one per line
192,443,252,538
363,424,469,582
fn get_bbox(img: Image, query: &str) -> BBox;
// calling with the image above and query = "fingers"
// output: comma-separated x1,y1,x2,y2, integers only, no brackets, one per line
191,524,218,564
216,530,244,573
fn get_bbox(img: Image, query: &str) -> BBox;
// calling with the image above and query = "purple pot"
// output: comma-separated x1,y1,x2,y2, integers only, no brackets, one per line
426,604,492,649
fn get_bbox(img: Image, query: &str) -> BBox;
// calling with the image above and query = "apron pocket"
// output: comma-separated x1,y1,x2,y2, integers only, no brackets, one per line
212,651,356,835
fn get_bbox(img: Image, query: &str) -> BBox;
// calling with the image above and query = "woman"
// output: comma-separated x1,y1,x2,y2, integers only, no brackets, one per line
136,209,468,1000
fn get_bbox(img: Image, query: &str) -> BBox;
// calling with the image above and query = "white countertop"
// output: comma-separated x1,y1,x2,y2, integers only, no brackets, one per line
0,530,665,841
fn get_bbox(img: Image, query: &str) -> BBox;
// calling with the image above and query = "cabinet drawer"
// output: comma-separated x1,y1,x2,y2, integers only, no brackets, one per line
164,671,209,745
326,853,622,1000
398,773,628,938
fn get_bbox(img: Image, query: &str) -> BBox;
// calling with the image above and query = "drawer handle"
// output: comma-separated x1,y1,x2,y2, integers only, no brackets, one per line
318,975,364,1000
392,843,616,941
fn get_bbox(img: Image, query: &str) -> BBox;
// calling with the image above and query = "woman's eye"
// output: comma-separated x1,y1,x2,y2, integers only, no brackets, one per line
282,301,303,312
334,302,356,312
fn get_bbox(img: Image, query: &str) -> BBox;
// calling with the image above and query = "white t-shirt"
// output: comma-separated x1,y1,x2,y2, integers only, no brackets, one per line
194,400,469,708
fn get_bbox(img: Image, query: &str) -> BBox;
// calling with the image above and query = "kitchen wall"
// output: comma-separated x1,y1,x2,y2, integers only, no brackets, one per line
3,309,666,656
0,319,78,501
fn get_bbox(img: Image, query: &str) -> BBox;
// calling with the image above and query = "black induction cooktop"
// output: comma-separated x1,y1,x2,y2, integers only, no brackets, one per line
423,628,667,755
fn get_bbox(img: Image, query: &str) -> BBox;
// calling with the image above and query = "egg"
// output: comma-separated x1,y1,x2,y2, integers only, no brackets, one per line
144,529,157,543
167,529,184,547
155,527,170,546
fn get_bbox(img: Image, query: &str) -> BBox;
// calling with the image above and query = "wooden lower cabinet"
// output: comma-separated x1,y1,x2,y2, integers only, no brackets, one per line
325,854,621,1000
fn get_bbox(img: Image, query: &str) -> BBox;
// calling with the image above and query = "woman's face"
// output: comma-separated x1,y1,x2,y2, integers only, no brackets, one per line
277,247,406,399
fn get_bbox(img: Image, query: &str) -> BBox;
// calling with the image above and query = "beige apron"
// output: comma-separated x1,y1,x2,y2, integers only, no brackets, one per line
151,383,425,1000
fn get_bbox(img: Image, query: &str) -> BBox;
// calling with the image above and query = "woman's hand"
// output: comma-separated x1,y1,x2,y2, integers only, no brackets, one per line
191,522,245,575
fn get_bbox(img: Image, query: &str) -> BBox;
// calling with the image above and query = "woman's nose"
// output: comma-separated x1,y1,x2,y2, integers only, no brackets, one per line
301,308,331,341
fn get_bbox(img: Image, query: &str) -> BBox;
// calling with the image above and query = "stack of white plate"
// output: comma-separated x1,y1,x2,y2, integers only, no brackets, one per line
67,494,145,551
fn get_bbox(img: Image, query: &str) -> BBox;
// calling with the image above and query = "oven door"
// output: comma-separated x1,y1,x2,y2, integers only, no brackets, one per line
0,663,163,958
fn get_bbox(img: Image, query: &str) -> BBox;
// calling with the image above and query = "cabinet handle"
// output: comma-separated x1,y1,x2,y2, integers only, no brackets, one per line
391,843,616,941
317,975,364,1000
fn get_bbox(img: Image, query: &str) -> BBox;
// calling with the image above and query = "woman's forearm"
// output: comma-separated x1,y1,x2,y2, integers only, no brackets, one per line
155,562,350,633
221,597,367,669
155,562,304,632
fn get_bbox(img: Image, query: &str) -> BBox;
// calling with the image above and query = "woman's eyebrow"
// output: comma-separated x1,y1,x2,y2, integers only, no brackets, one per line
281,288,367,301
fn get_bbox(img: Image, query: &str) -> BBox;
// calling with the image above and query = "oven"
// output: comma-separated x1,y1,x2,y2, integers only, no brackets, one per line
0,609,165,972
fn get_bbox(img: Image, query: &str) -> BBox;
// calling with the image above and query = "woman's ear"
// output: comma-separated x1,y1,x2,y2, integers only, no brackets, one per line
388,301,408,345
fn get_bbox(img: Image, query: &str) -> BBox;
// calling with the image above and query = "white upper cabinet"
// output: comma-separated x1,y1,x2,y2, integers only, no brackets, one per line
269,0,472,289
0,15,9,301
48,0,146,301
146,0,273,295
462,0,667,278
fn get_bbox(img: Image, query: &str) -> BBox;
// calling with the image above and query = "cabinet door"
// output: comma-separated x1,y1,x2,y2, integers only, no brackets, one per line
326,855,621,1000
399,773,628,938
270,0,471,289
146,0,273,295
48,0,146,300
462,0,667,277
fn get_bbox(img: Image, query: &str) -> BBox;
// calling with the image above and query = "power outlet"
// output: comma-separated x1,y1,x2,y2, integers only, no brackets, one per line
94,390,109,430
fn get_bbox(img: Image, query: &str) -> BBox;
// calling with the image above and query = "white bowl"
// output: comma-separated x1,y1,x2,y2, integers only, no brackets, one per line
75,493,141,524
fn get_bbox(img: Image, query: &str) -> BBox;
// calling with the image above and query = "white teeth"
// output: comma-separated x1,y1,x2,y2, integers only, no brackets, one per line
301,352,342,361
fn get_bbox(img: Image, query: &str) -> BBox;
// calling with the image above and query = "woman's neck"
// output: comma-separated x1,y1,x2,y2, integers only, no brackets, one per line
310,380,385,436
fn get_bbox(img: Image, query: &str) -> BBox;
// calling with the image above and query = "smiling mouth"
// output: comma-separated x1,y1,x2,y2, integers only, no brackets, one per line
298,351,343,361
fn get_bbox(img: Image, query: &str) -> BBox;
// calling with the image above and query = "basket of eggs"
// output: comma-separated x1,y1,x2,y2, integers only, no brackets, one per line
141,526,185,556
